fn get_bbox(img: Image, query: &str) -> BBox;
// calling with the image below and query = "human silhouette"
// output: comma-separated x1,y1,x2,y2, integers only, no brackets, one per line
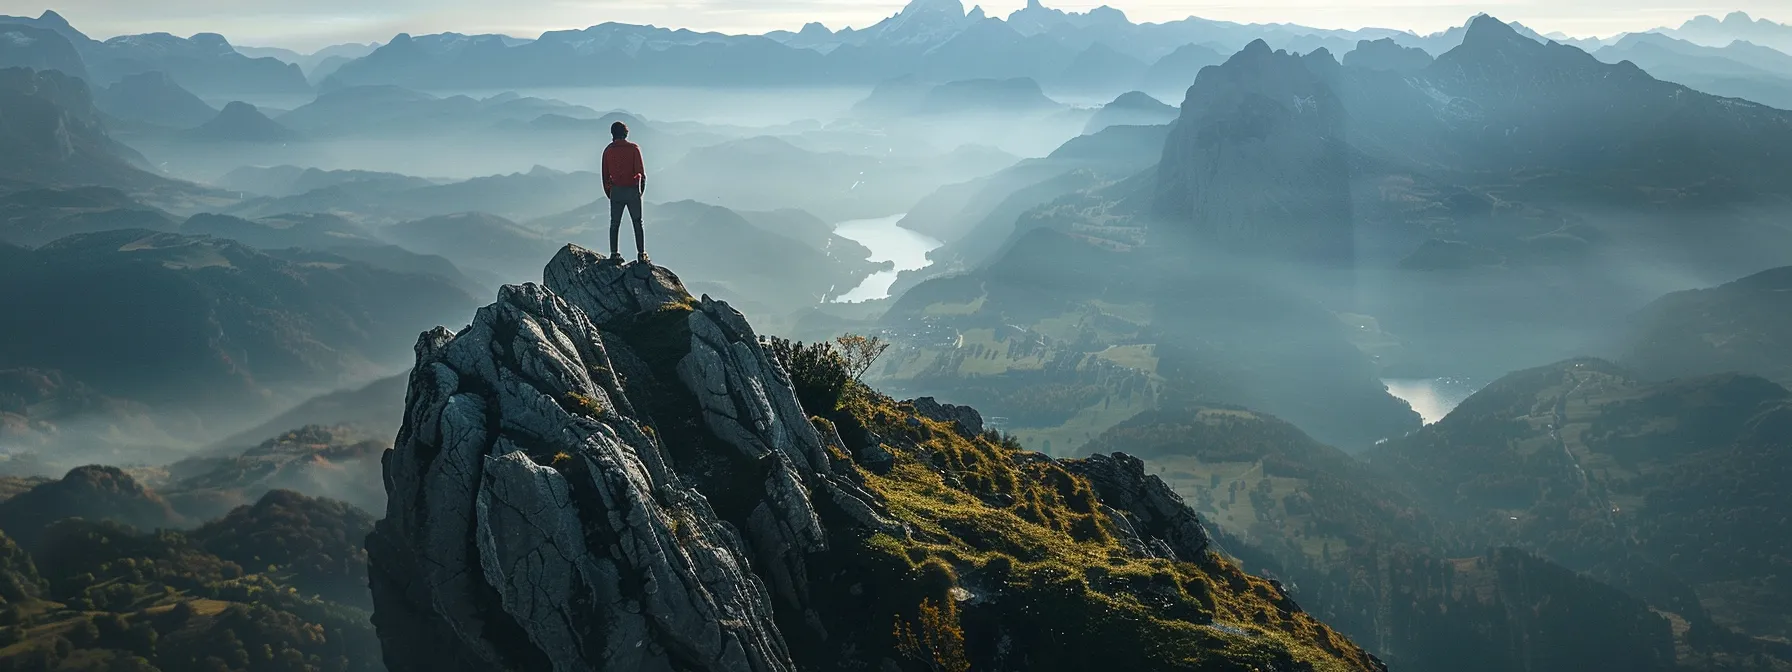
602,121,648,263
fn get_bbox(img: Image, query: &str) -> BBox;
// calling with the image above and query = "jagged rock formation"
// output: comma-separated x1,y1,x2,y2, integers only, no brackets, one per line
908,396,983,437
369,248,1384,672
1064,452,1210,560
1343,37,1434,72
368,248,888,671
1153,40,1354,267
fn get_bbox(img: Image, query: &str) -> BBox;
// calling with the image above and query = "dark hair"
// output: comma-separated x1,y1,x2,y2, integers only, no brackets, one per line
610,121,628,139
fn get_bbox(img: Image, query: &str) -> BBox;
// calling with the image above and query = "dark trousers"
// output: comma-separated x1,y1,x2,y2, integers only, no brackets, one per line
608,184,644,256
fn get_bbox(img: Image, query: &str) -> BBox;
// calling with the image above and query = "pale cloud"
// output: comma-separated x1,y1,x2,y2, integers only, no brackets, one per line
1,0,1785,50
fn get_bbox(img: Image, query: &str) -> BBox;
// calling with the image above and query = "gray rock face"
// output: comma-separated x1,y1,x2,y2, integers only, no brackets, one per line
908,397,984,438
1064,452,1210,562
370,246,894,672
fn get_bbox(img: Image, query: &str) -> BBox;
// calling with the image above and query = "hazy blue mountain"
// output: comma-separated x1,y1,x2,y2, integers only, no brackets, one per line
235,41,380,78
925,76,1059,112
1157,16,1792,270
1620,266,1792,388
182,101,300,142
0,366,181,459
1082,91,1177,134
1397,13,1556,54
276,244,490,297
1656,11,1792,53
0,186,179,247
0,22,86,80
0,11,309,93
896,121,1167,265
1006,0,1131,37
1595,32,1792,108
211,375,407,452
1138,14,1792,383
1052,42,1148,94
1343,37,1434,71
0,67,165,189
1154,39,1354,267
94,71,218,129
180,211,379,249
305,0,1476,92
0,229,476,416
277,84,599,136
216,165,436,198
223,166,604,223
658,135,1017,221
380,212,558,278
1136,42,1226,98
853,76,1062,118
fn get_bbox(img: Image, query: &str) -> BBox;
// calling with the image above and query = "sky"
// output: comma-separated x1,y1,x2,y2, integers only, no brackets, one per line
1,0,1785,52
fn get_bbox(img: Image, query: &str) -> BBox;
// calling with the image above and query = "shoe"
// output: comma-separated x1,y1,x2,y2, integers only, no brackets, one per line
609,252,623,262
637,253,651,265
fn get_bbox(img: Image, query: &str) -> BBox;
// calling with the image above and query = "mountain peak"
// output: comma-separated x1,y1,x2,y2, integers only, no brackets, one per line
34,10,69,28
1463,14,1524,43
1236,38,1274,60
186,101,298,142
899,0,966,17
1724,11,1756,25
366,248,1384,672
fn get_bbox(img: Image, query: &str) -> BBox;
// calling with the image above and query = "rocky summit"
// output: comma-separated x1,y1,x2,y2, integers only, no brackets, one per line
367,246,1383,672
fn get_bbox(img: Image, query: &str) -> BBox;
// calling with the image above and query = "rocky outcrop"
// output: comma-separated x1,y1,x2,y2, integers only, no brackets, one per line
907,396,984,438
368,247,894,672
1064,452,1209,561
369,246,1387,672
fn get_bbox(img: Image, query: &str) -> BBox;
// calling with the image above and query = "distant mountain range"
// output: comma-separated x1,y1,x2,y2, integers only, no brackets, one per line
182,101,299,142
0,67,165,189
294,0,1792,107
0,229,476,425
1158,16,1792,260
94,71,219,128
234,41,381,83
0,10,309,94
1594,32,1792,108
1657,11,1792,53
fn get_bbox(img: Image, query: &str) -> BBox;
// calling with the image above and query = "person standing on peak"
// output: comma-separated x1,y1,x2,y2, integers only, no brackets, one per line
602,121,649,263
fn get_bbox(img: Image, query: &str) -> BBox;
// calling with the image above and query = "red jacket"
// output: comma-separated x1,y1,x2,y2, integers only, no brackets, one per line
602,140,645,190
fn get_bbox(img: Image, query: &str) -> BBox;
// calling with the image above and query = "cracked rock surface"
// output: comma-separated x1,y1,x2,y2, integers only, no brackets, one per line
369,247,887,672
1064,452,1211,561
368,245,1380,672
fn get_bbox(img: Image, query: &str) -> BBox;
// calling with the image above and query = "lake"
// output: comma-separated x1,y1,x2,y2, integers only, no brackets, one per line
1383,377,1484,425
832,214,941,303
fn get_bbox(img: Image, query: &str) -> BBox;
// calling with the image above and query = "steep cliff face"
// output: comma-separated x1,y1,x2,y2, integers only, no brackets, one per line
1153,40,1354,267
368,246,1384,672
